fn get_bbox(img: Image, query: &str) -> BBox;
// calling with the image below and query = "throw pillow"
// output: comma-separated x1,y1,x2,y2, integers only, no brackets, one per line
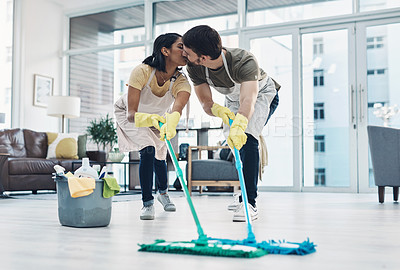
77,134,88,159
46,132,79,159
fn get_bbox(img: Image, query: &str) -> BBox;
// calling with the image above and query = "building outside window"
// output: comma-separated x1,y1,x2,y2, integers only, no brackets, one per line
313,69,324,86
315,168,326,186
314,135,325,153
367,36,384,49
313,38,323,55
367,68,386,75
314,103,325,120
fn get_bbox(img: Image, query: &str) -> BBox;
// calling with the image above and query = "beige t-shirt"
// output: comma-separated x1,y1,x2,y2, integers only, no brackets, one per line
128,64,191,97
187,47,267,87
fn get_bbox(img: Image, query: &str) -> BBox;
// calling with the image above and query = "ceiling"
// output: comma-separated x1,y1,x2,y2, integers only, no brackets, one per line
57,0,333,33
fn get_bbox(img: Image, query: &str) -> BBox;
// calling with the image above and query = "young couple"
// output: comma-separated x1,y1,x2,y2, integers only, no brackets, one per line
115,25,280,222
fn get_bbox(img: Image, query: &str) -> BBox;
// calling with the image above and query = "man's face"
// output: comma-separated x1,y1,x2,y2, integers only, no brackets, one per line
182,45,202,66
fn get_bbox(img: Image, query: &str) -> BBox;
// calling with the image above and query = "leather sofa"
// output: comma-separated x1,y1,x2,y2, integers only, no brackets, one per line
0,128,105,194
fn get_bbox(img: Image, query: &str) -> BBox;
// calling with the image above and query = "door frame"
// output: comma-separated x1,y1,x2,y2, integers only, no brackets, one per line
242,28,301,192
300,23,358,193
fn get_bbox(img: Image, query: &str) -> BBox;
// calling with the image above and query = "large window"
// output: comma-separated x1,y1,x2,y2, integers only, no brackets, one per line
247,0,352,26
0,0,13,129
360,0,400,12
69,5,145,135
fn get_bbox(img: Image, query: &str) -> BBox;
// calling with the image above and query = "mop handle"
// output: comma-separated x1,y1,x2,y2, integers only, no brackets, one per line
229,119,256,242
159,123,207,240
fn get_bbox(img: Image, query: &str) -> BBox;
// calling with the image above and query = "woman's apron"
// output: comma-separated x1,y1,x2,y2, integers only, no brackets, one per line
205,52,277,140
114,68,176,160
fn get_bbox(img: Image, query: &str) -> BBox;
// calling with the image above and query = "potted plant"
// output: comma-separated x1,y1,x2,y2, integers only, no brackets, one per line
86,114,124,162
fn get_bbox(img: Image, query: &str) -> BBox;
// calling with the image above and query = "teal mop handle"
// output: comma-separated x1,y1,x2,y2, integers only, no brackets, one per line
229,119,256,243
160,123,207,241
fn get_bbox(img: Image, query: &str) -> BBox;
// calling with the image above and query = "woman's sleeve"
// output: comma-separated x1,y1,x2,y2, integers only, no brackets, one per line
127,64,148,90
171,75,192,98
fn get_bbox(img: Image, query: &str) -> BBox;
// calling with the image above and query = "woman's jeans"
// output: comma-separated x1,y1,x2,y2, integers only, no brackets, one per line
139,146,168,206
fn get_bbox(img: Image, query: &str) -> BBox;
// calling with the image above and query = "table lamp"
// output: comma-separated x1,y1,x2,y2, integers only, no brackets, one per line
47,96,81,133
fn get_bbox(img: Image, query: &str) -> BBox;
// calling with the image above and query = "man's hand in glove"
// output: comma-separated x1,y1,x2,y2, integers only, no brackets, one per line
211,103,235,126
227,113,248,150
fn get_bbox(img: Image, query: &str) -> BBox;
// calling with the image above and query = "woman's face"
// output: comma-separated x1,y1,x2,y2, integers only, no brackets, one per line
165,37,187,67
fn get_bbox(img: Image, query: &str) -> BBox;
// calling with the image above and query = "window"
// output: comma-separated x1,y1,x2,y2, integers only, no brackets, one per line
367,69,386,76
247,0,352,26
314,135,325,152
6,46,12,62
367,36,384,49
313,38,323,55
69,4,145,134
368,102,385,108
313,69,324,86
0,0,13,129
314,103,325,120
6,0,13,22
315,168,326,186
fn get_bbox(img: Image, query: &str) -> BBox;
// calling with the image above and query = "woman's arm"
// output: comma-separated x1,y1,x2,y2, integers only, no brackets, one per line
171,91,191,114
127,86,141,122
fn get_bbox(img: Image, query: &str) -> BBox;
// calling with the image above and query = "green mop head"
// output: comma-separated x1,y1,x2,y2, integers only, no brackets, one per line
138,239,268,258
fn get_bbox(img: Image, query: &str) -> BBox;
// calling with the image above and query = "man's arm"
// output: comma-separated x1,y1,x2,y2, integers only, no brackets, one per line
237,80,259,120
194,83,214,116
127,86,141,122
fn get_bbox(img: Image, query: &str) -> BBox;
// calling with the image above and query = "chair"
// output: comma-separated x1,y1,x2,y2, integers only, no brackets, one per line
367,125,400,203
186,145,240,195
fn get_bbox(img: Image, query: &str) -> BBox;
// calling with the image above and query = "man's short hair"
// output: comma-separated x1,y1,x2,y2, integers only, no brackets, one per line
182,25,222,60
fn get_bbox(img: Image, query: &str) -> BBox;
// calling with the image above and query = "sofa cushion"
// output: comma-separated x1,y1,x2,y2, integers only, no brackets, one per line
187,159,239,181
0,128,26,157
8,157,60,175
77,134,88,159
46,132,79,159
23,129,48,158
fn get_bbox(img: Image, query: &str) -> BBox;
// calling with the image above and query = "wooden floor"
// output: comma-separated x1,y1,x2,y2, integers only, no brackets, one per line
1,191,400,270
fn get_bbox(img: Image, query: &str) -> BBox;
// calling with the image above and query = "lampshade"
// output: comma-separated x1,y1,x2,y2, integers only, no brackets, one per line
47,96,81,118
47,96,81,132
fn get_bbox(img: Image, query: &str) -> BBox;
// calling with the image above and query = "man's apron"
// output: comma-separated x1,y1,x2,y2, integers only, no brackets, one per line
114,68,176,160
205,52,277,140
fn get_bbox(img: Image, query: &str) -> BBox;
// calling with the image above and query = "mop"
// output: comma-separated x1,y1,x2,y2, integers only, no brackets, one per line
207,121,316,255
138,122,316,257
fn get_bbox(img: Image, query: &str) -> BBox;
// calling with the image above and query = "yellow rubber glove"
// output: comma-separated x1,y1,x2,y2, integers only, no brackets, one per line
160,111,181,141
227,113,248,150
211,103,235,126
134,113,165,131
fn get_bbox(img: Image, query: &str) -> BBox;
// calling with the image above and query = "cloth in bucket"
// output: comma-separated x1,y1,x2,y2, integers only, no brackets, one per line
103,176,120,198
67,176,95,198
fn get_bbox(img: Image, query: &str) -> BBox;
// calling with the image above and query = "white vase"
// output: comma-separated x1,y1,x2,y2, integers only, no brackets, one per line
108,151,125,162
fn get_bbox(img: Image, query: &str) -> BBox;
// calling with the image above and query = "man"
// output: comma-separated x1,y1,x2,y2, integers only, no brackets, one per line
182,25,280,222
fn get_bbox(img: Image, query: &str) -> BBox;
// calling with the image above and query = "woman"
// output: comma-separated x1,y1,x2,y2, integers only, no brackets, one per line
114,33,190,220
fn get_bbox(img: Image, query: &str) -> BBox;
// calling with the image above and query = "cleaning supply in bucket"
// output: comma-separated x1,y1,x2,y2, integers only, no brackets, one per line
68,176,96,198
74,157,98,179
53,165,112,228
99,167,120,198
138,122,316,258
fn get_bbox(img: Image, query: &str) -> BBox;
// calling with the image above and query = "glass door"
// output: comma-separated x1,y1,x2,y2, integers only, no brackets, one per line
244,29,299,191
301,25,358,192
356,19,400,192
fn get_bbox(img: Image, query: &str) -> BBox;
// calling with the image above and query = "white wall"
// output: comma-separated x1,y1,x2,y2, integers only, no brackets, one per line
14,0,64,132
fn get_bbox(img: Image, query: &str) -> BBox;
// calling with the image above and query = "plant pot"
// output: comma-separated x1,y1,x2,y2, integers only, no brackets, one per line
108,151,125,162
